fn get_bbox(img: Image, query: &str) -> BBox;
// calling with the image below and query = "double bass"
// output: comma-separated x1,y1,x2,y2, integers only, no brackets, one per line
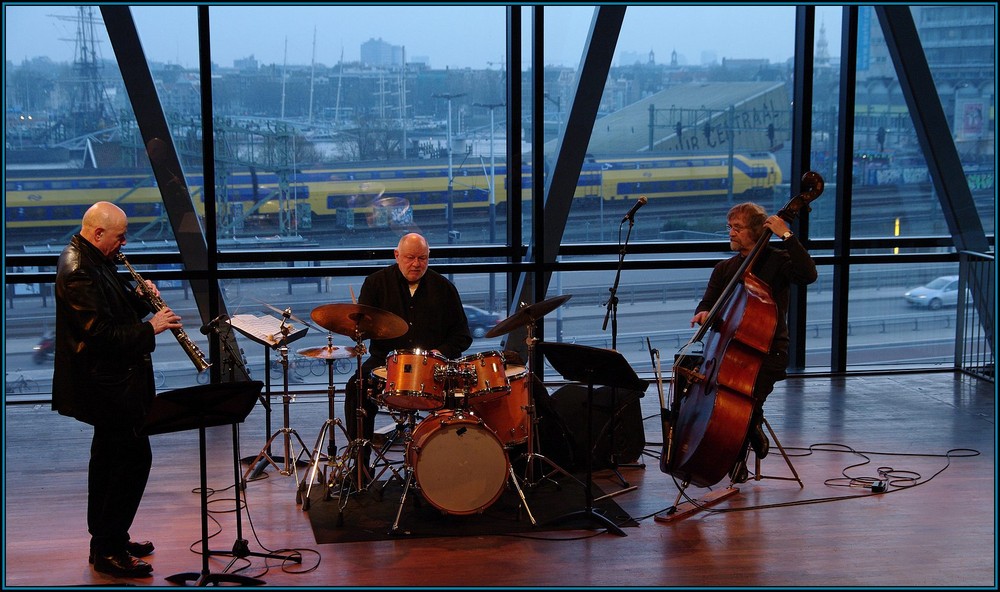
660,172,824,488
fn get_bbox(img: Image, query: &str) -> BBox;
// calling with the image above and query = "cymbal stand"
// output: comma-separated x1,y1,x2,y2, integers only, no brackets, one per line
243,322,313,489
300,333,341,511
328,326,379,525
516,320,583,493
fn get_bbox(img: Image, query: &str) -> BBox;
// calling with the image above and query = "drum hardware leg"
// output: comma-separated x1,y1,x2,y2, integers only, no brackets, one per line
389,470,417,535
330,434,377,517
370,411,414,486
302,358,340,511
317,418,354,502
301,419,337,511
518,400,586,492
245,345,313,484
510,322,585,494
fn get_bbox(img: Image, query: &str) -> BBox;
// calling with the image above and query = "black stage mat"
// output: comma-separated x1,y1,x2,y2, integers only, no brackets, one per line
306,474,637,544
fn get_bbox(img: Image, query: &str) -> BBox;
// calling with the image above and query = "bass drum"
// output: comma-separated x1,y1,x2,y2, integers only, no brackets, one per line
407,410,509,515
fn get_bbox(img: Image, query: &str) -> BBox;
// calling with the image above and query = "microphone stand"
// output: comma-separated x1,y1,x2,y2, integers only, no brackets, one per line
599,215,641,490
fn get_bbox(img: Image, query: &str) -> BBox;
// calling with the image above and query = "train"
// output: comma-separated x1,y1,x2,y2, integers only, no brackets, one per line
4,152,782,236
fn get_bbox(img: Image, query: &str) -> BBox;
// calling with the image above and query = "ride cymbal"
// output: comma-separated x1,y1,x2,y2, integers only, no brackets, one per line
310,303,408,340
297,345,359,359
485,294,572,338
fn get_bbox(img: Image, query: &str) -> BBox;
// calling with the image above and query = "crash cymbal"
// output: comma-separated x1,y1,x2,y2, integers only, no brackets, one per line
297,345,359,359
310,303,409,340
485,294,573,339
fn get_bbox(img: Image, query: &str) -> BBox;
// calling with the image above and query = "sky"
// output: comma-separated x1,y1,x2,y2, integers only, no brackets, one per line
4,4,842,70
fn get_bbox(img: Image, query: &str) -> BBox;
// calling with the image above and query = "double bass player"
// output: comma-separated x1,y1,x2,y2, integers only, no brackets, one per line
690,202,817,483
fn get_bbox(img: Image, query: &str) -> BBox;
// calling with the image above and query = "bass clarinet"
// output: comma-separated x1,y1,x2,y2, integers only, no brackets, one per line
116,252,212,373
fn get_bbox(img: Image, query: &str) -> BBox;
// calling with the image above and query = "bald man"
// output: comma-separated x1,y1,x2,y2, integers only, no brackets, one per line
345,233,473,472
53,201,182,578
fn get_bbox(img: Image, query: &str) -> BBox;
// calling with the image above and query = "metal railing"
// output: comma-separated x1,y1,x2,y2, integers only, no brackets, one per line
956,251,994,382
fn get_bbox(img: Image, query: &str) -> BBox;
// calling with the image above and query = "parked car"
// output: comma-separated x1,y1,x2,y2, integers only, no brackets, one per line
903,275,964,310
463,305,502,338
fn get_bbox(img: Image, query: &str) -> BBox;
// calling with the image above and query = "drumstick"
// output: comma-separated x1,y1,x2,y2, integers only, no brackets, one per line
349,285,357,304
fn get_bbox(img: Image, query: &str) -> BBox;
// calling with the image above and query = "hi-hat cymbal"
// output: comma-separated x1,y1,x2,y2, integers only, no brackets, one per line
297,345,359,359
310,303,408,340
485,294,573,339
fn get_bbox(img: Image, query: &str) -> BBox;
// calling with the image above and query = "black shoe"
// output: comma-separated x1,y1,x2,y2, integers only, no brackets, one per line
90,540,154,564
126,540,154,558
92,551,153,578
750,423,769,459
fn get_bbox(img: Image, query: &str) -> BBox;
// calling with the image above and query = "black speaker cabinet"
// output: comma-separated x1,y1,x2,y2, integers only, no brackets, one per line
548,384,646,471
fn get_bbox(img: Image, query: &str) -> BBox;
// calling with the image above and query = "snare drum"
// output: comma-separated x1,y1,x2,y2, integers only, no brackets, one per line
456,350,509,403
407,409,509,515
470,366,530,447
381,349,449,411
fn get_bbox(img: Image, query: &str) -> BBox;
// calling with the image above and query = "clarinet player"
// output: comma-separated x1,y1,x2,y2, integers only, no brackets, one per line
52,201,182,578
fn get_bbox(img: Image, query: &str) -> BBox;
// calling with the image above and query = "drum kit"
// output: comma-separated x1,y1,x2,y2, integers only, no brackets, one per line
298,295,575,532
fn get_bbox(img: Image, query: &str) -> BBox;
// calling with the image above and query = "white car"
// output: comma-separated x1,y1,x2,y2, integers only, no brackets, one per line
903,275,964,310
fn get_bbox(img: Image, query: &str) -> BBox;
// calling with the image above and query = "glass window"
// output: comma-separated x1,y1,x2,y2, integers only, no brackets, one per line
4,5,992,399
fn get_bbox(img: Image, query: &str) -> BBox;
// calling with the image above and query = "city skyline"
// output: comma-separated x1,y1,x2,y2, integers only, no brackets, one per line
5,5,842,71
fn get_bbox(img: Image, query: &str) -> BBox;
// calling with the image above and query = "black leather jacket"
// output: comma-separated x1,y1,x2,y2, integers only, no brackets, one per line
52,235,157,428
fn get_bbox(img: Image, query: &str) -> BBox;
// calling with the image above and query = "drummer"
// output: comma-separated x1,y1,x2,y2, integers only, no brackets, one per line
346,232,473,468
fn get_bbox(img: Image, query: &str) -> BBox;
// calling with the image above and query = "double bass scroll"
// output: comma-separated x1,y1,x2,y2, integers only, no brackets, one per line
662,172,824,488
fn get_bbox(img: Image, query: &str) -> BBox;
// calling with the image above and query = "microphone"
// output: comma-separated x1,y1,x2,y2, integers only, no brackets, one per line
200,314,229,335
621,195,648,223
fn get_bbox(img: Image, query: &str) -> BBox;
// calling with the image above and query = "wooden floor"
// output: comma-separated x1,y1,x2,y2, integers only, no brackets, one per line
4,370,995,588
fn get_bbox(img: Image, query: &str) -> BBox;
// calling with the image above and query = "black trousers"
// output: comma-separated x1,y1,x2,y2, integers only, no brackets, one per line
88,424,152,555
731,350,789,471
344,373,378,465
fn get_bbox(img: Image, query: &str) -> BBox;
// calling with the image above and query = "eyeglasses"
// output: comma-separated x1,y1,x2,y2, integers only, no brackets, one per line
726,224,748,233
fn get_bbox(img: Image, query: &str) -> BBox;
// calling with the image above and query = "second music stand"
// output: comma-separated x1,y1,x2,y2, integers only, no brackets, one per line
138,381,286,586
540,342,648,537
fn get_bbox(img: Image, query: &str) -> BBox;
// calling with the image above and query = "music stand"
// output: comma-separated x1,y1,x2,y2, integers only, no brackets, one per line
539,342,648,537
139,380,279,586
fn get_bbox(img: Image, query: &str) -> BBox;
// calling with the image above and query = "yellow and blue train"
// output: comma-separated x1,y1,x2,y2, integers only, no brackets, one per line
4,152,781,233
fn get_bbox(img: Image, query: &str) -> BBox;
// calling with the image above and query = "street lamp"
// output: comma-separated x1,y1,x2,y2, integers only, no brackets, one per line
433,93,466,245
474,101,505,311
543,92,562,140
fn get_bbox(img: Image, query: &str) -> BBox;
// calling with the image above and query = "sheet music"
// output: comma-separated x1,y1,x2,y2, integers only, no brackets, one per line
229,313,308,348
